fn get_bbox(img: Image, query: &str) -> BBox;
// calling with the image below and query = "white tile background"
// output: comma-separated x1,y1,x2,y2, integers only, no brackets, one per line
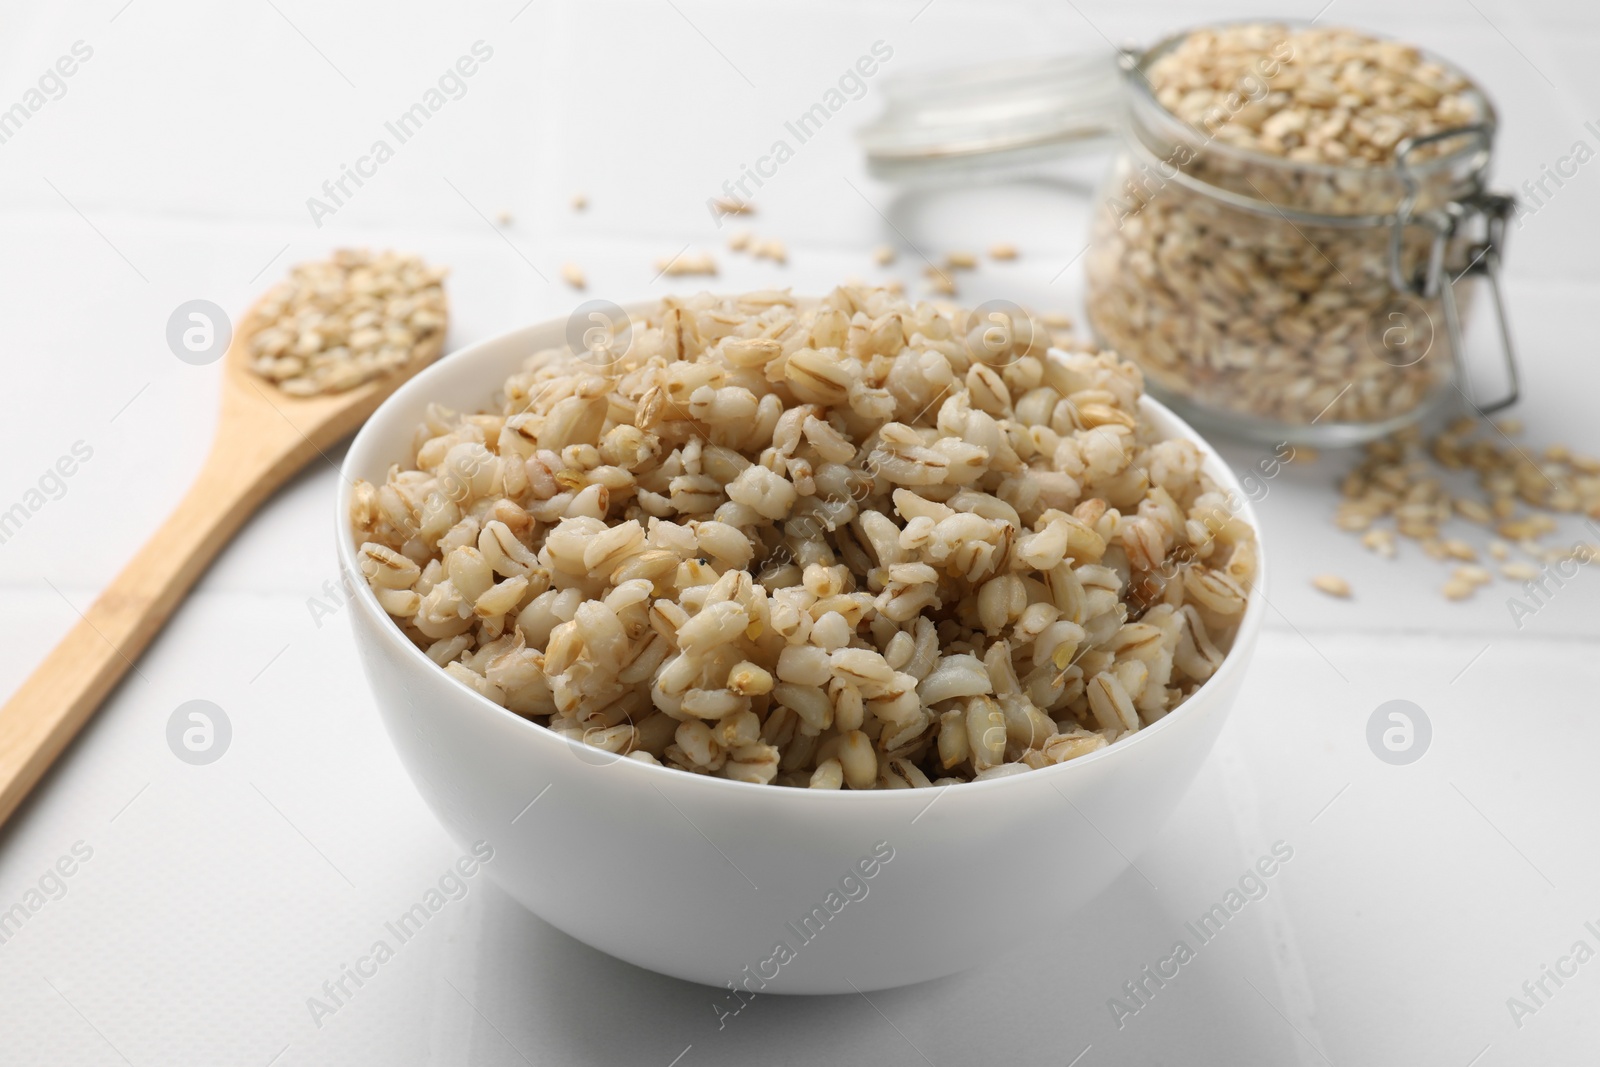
0,1,1597,1064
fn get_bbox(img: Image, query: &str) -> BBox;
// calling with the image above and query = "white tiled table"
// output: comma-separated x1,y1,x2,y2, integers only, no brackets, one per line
2,2,1598,1064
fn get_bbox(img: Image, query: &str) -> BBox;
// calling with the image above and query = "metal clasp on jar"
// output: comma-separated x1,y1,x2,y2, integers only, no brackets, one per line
1390,124,1520,414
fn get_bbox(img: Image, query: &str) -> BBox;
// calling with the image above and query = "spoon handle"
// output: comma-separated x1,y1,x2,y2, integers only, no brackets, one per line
0,437,301,827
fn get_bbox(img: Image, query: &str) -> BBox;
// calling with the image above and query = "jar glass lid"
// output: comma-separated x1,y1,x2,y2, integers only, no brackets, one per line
857,52,1124,182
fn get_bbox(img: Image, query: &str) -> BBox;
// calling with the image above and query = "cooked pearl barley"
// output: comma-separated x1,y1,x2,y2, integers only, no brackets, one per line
810,758,844,789
351,286,1256,786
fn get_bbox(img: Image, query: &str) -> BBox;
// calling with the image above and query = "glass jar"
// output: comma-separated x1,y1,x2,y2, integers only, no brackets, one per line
1084,28,1516,445
859,22,1520,446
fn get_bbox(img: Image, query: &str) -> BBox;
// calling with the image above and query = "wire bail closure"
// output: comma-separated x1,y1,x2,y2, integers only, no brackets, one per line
1391,125,1520,414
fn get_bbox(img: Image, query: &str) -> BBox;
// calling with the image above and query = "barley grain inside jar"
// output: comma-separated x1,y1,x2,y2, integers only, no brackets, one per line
1086,22,1516,445
858,19,1521,448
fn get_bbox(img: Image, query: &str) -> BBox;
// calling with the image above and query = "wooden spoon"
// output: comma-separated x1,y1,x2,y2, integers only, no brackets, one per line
0,279,447,828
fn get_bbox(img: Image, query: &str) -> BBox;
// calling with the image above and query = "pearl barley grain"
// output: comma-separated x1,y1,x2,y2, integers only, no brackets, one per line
350,285,1257,788
1312,574,1352,598
711,196,753,216
656,251,718,277
1332,421,1600,585
248,249,447,397
755,237,788,264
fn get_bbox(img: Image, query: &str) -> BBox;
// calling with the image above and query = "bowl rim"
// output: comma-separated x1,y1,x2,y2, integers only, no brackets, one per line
335,299,1269,802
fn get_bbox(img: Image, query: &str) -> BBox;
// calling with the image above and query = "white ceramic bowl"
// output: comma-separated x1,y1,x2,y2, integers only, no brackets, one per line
336,309,1267,994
